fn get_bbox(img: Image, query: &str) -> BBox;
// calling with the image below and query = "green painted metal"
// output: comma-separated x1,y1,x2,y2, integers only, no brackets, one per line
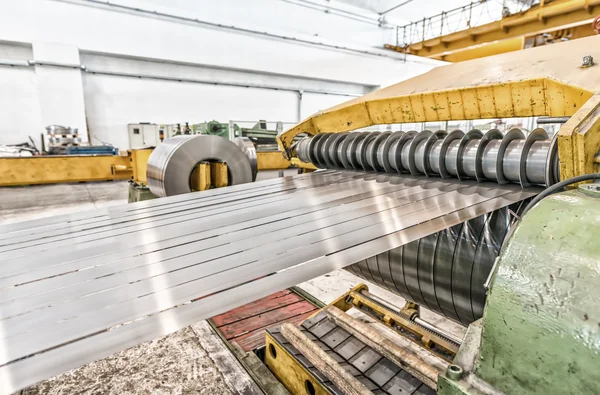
438,320,502,395
476,189,600,394
192,120,233,139
128,183,157,203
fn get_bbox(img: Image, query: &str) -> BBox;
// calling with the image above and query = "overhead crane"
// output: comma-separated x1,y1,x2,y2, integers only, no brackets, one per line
384,0,600,62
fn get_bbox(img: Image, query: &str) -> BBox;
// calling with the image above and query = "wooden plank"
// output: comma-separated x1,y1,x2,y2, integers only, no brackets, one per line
281,323,373,395
211,292,303,327
234,309,318,351
326,306,447,390
220,301,316,340
190,321,263,395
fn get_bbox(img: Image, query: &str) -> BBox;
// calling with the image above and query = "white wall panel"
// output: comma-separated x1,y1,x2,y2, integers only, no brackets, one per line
32,42,88,138
0,1,443,150
0,0,440,86
301,92,350,119
0,42,32,60
83,74,298,149
0,67,41,147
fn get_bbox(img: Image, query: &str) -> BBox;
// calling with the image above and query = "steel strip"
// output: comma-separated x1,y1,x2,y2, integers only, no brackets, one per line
0,188,534,394
450,214,487,325
0,173,398,264
0,171,361,245
0,169,343,235
0,180,440,310
401,237,426,306
416,232,441,312
0,177,435,284
0,183,524,363
1,182,474,331
0,181,422,302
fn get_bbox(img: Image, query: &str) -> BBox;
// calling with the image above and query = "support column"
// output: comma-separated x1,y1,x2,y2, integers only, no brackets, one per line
297,90,303,122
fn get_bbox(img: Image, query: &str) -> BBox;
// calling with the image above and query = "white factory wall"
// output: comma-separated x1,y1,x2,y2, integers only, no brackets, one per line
84,75,299,149
0,0,443,150
0,43,41,146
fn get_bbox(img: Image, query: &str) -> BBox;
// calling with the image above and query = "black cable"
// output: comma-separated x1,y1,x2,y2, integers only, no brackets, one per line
522,173,600,215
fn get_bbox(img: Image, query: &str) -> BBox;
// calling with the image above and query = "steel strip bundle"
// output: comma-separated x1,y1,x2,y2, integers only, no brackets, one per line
347,199,527,325
146,135,253,197
296,129,559,187
0,171,538,393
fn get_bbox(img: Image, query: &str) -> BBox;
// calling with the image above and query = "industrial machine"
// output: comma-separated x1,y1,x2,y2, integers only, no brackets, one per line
0,35,599,395
128,120,289,150
266,34,600,395
44,125,82,154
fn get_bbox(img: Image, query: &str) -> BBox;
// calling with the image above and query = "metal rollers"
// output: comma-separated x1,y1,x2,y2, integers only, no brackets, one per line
347,200,527,325
296,128,559,187
147,135,253,197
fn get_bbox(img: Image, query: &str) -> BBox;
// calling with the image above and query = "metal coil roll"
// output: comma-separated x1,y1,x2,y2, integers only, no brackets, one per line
346,200,527,326
296,128,559,187
233,137,258,181
147,135,253,197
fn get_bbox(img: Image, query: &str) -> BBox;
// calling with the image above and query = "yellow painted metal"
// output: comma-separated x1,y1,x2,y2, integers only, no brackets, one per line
190,162,211,192
256,151,291,170
428,22,597,63
333,285,458,357
279,36,600,180
130,149,153,184
210,161,229,188
291,158,317,171
0,154,132,186
330,283,368,312
433,37,524,63
390,0,600,59
264,332,330,395
558,93,600,179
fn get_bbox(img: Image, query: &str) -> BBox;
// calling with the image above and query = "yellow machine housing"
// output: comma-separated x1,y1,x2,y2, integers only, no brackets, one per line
278,35,600,181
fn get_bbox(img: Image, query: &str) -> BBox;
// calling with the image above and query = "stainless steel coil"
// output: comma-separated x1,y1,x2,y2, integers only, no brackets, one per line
146,135,253,197
233,137,258,181
296,128,559,187
346,200,527,325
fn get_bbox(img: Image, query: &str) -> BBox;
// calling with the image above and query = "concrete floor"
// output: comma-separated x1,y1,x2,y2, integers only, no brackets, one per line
0,181,128,224
2,181,465,395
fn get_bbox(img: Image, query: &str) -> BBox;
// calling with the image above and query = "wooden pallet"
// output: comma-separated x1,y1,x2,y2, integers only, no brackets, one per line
211,289,319,351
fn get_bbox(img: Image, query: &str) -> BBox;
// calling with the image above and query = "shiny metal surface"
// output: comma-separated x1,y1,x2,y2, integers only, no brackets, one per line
444,140,460,176
519,128,548,187
233,137,258,181
147,135,253,197
460,139,479,177
0,171,538,393
428,140,443,174
477,130,503,182
360,289,463,345
481,140,501,180
297,128,558,187
349,199,527,325
502,140,525,182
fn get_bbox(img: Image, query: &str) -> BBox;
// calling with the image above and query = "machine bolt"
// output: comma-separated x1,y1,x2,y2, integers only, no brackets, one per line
582,55,594,68
578,183,600,198
446,364,464,380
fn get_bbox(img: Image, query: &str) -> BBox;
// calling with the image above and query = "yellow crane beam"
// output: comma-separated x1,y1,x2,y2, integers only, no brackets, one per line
386,0,600,61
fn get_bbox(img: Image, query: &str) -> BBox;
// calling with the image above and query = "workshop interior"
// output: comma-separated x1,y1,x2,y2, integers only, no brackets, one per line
1,1,600,394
